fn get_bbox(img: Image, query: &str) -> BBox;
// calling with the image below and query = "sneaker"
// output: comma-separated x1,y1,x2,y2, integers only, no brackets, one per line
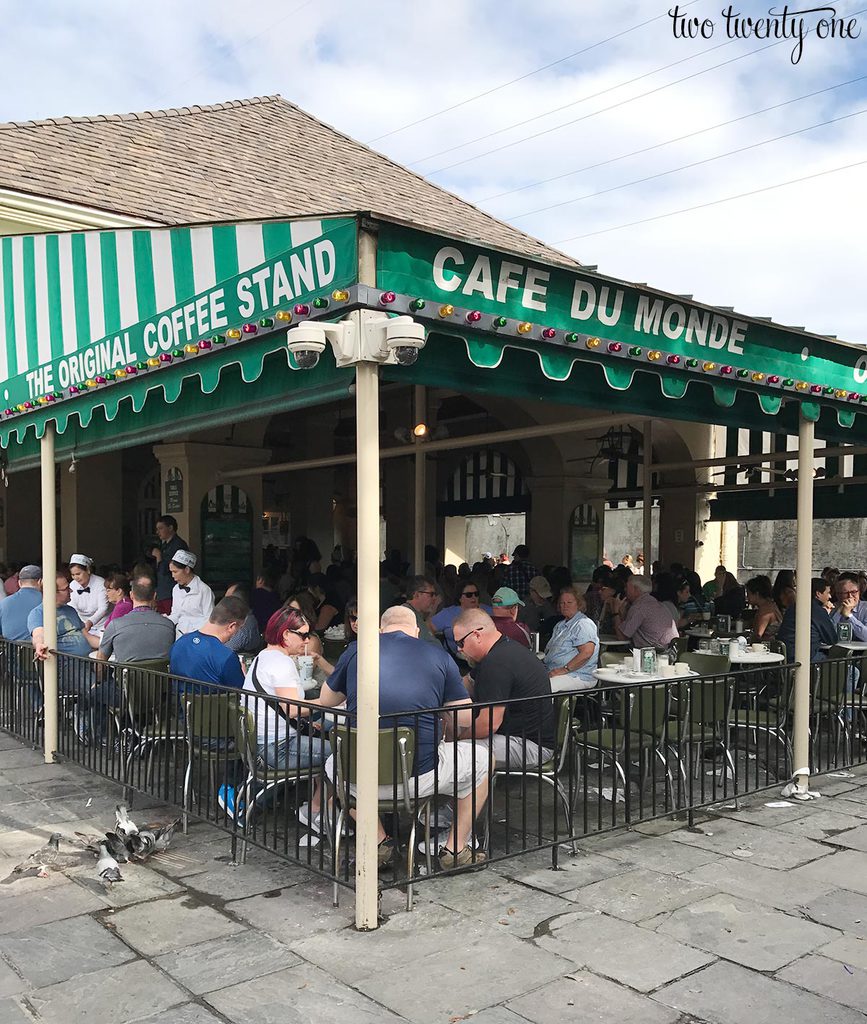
438,845,488,870
418,829,482,855
299,803,348,837
218,785,245,821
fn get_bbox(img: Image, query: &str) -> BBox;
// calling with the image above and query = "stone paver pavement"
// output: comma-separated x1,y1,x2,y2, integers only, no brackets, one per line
3,734,867,1022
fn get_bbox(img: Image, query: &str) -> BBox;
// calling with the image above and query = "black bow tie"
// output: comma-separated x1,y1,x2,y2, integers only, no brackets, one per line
178,585,191,593
77,587,91,594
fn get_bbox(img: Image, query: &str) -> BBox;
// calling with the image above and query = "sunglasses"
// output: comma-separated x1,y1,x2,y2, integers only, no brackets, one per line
287,629,311,639
349,614,358,622
455,627,480,651
461,591,479,599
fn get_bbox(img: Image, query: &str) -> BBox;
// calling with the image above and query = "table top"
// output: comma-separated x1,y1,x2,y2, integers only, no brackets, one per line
684,628,715,638
728,650,785,664
598,636,629,647
834,641,867,651
594,667,699,684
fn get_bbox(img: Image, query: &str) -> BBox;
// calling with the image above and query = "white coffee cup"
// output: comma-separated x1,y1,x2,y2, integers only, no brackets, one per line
660,664,676,677
297,655,315,685
674,662,691,674
750,644,766,653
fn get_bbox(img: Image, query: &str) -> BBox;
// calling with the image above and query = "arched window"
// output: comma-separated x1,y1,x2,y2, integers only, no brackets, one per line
438,451,530,516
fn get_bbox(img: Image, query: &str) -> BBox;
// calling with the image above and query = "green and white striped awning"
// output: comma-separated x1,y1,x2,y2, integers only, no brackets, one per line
0,216,358,444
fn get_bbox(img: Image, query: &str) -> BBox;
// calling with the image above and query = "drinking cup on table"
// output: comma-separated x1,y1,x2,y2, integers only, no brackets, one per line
702,611,711,622
297,655,315,685
660,664,676,677
750,643,766,653
674,662,690,674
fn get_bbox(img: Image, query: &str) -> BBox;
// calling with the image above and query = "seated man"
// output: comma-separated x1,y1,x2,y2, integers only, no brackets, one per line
490,588,531,648
830,574,867,640
778,579,838,663
97,573,176,664
29,573,93,695
316,605,489,870
611,575,678,650
169,596,248,693
453,608,556,770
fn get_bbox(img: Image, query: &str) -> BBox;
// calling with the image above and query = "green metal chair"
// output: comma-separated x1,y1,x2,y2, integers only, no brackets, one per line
182,691,240,831
494,695,578,852
732,669,794,779
331,725,433,912
670,675,736,784
680,652,731,675
811,656,854,767
116,660,181,793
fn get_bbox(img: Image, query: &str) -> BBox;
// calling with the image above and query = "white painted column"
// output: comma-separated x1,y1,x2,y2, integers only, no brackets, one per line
643,420,653,568
354,229,381,930
40,424,58,764
413,385,426,575
792,410,815,790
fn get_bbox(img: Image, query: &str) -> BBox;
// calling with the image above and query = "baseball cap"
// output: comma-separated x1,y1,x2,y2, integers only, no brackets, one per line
492,586,524,608
170,550,197,570
528,576,552,599
18,564,43,581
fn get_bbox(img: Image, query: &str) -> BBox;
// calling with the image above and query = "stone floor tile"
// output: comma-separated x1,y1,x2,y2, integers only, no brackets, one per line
456,1009,529,1024
353,929,572,1023
492,849,634,894
802,888,867,937
182,860,307,901
0,762,81,783
206,963,405,1023
0,961,26,998
108,893,246,956
419,872,570,938
0,747,49,768
596,834,723,874
775,808,867,841
562,867,712,922
0,881,104,935
154,929,298,994
819,822,867,852
128,1005,226,1024
824,797,867,820
705,798,816,828
666,817,834,869
656,893,839,970
226,880,356,945
0,914,135,987
535,911,714,991
66,860,185,907
777,954,867,1012
27,959,186,1024
0,855,74,898
507,972,680,1024
682,856,837,912
653,960,866,1024
790,848,867,895
818,934,867,970
0,997,32,1024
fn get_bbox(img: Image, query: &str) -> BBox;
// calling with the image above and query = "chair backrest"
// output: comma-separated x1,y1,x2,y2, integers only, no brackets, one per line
184,691,240,748
681,652,731,676
618,681,671,739
334,725,416,787
670,636,689,659
121,663,174,729
678,676,734,728
234,707,260,775
813,656,849,706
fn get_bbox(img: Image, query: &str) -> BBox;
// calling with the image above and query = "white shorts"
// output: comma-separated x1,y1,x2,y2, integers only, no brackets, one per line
490,733,554,771
550,673,597,693
326,739,489,802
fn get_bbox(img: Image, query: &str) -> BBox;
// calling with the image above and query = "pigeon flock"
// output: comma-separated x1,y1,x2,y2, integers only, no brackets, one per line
2,805,180,888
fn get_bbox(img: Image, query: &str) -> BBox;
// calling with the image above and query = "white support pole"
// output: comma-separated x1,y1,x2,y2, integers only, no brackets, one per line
40,424,58,764
413,385,426,575
643,420,653,569
792,410,815,791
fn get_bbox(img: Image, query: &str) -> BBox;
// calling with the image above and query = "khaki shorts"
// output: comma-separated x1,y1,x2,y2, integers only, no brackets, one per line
326,739,489,801
490,734,554,771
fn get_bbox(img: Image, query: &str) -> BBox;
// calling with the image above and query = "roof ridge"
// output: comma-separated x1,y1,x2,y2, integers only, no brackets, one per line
0,94,283,131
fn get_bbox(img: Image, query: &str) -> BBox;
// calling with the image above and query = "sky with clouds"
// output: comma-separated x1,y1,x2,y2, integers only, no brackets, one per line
1,0,865,342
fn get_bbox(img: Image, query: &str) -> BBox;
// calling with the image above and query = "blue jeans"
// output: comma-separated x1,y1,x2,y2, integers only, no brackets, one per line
261,730,331,770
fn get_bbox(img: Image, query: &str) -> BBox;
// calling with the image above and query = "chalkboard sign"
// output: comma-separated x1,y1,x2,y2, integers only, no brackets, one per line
201,485,253,594
165,467,184,513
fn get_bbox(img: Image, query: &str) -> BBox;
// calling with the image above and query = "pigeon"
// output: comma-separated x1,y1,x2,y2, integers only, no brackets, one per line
96,842,124,887
2,833,85,882
103,831,130,864
151,818,181,854
115,804,139,841
128,829,157,860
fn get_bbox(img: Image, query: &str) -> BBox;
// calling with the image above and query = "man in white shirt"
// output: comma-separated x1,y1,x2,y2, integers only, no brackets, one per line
168,550,215,637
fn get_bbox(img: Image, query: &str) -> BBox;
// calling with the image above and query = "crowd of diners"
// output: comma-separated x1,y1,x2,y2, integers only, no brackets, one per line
2,522,863,872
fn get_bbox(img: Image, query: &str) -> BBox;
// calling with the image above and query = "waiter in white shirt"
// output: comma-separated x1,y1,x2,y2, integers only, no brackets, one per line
168,550,215,636
68,554,110,631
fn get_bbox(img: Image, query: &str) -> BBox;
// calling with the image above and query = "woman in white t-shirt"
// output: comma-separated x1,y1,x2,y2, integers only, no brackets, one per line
242,606,331,829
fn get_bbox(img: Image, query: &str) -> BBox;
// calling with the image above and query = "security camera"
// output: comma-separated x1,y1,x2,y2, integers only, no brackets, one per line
384,318,426,367
286,322,327,370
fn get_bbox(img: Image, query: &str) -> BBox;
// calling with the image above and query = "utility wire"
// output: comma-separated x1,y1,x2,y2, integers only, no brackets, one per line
554,157,867,242
424,37,781,175
477,74,867,204
506,106,867,220
411,32,737,167
365,2,701,144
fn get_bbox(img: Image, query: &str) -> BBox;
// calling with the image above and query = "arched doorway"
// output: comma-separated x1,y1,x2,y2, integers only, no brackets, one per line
201,485,254,593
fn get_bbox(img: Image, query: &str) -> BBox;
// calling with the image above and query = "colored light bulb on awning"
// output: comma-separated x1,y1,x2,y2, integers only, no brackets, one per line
541,327,556,339
752,372,765,382
719,365,733,375
242,324,257,334
312,298,329,310
492,317,508,328
159,354,173,364
226,328,242,340
259,317,275,327
275,311,292,323
184,344,199,355
702,362,716,372
146,358,160,368
767,375,781,384
68,387,80,395
85,379,97,388
410,298,426,311
586,337,601,349
795,381,809,390
736,369,749,378
198,340,212,351
517,322,532,334
686,358,698,368
439,304,455,318
332,290,350,302
810,385,823,394
114,369,126,379
380,292,396,305
666,355,680,365
647,350,662,361
608,342,622,353
466,310,482,323
628,346,642,357
172,349,185,359
294,303,310,316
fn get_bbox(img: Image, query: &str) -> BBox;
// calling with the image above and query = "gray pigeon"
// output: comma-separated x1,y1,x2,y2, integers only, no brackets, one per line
103,831,130,864
151,818,181,854
96,842,124,887
115,804,139,840
2,833,83,882
129,829,157,860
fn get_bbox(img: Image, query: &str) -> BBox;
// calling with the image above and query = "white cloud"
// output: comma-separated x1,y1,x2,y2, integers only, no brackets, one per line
1,0,864,341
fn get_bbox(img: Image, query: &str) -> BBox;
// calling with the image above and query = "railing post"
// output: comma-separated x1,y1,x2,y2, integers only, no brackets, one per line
40,423,58,764
792,410,814,792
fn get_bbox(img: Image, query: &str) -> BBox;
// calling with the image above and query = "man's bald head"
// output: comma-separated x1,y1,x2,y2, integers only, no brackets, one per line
453,608,496,635
381,605,419,637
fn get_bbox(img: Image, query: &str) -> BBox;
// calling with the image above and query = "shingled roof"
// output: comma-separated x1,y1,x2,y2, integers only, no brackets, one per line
0,95,578,268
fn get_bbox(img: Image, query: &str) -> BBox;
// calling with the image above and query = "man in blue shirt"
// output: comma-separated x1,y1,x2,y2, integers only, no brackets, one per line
169,596,248,693
830,575,867,641
29,572,94,699
0,564,43,641
317,605,489,870
778,579,838,663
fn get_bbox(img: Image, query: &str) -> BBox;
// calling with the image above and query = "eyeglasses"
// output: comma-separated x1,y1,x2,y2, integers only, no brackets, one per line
56,585,70,593
455,627,480,651
461,591,479,599
841,589,860,597
287,629,311,639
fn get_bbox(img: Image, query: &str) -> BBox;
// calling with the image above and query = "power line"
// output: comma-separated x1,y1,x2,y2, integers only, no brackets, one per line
423,37,781,175
506,106,867,221
411,32,737,167
365,2,701,145
477,74,867,204
554,157,867,242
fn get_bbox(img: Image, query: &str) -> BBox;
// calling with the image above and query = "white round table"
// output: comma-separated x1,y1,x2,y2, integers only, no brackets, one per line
833,641,867,652
598,635,629,648
728,650,785,665
594,667,699,684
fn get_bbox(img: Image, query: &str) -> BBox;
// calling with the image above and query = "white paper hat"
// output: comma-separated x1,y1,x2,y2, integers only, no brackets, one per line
68,553,93,569
171,549,197,570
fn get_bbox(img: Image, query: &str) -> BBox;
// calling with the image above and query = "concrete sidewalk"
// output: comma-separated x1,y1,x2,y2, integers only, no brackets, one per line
2,732,867,1024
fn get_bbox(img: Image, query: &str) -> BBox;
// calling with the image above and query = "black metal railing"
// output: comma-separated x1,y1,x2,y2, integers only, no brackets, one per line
1,640,865,908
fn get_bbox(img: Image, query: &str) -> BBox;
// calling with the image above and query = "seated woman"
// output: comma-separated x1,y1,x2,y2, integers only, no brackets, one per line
241,607,331,828
543,587,600,692
315,597,358,677
746,575,782,641
84,572,133,651
676,577,705,631
713,573,746,619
